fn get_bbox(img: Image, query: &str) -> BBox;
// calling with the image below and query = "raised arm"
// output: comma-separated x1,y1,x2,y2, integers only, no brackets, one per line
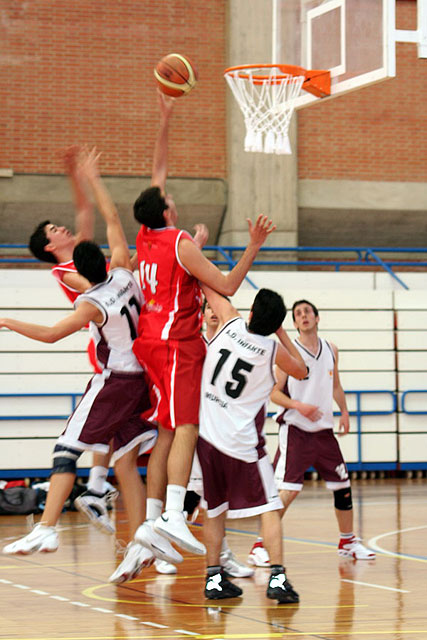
331,343,350,435
62,146,94,244
151,92,175,191
274,327,308,381
79,148,131,271
200,283,239,328
0,302,101,344
179,214,275,296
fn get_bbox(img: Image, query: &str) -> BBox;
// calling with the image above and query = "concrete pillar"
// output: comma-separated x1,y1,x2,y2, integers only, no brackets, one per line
220,0,298,248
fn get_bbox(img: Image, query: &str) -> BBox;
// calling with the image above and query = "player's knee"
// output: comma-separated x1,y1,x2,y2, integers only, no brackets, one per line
334,486,352,511
51,444,81,475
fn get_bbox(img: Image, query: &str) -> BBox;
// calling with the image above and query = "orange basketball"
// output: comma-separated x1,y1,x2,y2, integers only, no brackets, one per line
154,53,198,98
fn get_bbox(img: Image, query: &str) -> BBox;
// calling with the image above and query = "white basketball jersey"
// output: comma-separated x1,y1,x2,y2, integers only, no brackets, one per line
275,337,335,432
199,316,277,462
75,268,144,373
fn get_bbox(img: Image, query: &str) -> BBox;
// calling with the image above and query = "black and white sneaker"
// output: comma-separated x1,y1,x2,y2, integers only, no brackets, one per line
204,571,243,600
74,489,115,535
267,572,299,604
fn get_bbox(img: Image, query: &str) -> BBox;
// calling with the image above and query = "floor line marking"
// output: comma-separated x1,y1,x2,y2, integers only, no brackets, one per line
50,595,69,601
91,607,114,613
13,584,31,589
341,578,410,593
368,525,427,562
31,589,49,595
115,614,139,620
173,630,199,636
140,621,169,628
70,601,90,607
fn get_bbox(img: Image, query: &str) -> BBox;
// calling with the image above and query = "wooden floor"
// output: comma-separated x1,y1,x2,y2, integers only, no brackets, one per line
1,478,426,640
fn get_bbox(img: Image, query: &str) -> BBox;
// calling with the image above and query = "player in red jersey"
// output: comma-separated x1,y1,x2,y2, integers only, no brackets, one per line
28,146,117,533
132,92,276,560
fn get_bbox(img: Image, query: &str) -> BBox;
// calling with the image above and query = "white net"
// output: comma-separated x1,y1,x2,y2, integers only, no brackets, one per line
224,66,305,155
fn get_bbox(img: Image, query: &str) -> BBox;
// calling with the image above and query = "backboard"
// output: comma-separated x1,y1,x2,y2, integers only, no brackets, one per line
273,0,395,109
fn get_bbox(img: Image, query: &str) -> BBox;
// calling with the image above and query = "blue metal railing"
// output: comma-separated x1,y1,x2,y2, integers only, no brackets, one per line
3,245,427,289
401,390,427,415
3,389,427,475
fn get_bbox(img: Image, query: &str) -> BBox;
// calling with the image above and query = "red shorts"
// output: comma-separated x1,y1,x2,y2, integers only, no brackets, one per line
133,336,206,430
274,424,350,491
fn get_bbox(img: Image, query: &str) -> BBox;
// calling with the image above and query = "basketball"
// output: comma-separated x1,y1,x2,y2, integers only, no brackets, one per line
154,53,198,98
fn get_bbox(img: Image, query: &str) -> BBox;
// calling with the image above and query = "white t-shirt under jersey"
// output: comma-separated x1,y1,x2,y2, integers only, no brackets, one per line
199,316,277,463
75,267,144,373
275,337,335,433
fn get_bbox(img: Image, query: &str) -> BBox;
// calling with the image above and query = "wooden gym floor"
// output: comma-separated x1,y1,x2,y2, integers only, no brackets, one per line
0,478,426,640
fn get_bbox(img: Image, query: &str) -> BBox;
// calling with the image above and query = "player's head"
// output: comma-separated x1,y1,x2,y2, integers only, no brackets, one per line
133,186,177,229
292,299,319,333
202,296,230,335
73,241,107,284
248,288,286,336
29,220,75,264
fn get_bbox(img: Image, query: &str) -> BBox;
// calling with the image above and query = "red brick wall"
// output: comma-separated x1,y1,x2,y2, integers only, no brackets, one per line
298,0,426,182
1,0,226,177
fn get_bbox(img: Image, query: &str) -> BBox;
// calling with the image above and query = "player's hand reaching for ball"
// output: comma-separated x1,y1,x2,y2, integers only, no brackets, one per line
247,214,276,247
79,146,102,183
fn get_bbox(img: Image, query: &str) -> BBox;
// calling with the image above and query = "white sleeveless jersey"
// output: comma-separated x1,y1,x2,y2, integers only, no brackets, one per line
199,316,277,462
75,268,144,373
275,337,335,432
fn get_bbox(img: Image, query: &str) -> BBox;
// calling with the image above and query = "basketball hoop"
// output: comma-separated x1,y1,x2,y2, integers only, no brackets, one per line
224,64,331,155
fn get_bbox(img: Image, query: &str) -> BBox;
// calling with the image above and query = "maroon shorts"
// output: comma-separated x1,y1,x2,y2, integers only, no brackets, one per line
57,369,157,461
133,336,206,430
274,424,350,491
197,437,283,519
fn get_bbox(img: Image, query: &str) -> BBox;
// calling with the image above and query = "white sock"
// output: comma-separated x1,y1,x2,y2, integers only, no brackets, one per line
146,498,163,521
340,532,354,540
221,537,230,553
88,466,108,494
165,484,186,512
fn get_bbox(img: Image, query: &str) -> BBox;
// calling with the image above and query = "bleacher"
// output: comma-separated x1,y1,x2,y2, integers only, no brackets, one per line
0,267,426,477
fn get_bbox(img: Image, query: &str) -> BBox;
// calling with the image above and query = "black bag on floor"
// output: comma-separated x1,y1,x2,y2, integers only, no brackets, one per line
0,487,39,515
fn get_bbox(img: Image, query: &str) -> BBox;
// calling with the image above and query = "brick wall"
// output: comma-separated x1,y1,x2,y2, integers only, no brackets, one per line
1,0,226,178
298,0,426,182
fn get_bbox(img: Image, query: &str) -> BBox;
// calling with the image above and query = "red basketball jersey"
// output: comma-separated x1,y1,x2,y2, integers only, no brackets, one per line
51,260,80,303
135,226,202,341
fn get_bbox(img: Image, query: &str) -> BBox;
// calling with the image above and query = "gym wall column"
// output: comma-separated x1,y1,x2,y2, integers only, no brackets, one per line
220,0,298,248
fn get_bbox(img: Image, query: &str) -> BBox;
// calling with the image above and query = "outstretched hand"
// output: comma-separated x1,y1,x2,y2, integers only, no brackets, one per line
157,89,175,119
247,214,276,247
61,145,81,175
193,223,209,249
79,146,102,182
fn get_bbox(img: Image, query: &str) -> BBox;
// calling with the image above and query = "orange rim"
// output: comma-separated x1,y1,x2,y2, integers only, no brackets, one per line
224,64,331,98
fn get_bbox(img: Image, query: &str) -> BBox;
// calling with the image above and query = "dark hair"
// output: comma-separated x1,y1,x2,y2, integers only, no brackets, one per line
73,241,107,284
134,186,168,229
291,299,319,321
29,220,57,264
248,288,287,336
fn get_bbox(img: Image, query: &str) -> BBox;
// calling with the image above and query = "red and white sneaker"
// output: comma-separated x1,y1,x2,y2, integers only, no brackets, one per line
247,541,270,567
338,536,376,560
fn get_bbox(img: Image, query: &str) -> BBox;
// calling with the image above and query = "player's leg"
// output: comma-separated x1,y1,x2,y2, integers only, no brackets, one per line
249,424,308,567
316,430,376,560
76,443,119,534
114,445,146,538
153,338,207,555
204,510,242,599
3,444,81,555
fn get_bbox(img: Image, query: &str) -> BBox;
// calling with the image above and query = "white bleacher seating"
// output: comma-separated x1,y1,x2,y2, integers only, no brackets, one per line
2,270,426,474
395,290,427,465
